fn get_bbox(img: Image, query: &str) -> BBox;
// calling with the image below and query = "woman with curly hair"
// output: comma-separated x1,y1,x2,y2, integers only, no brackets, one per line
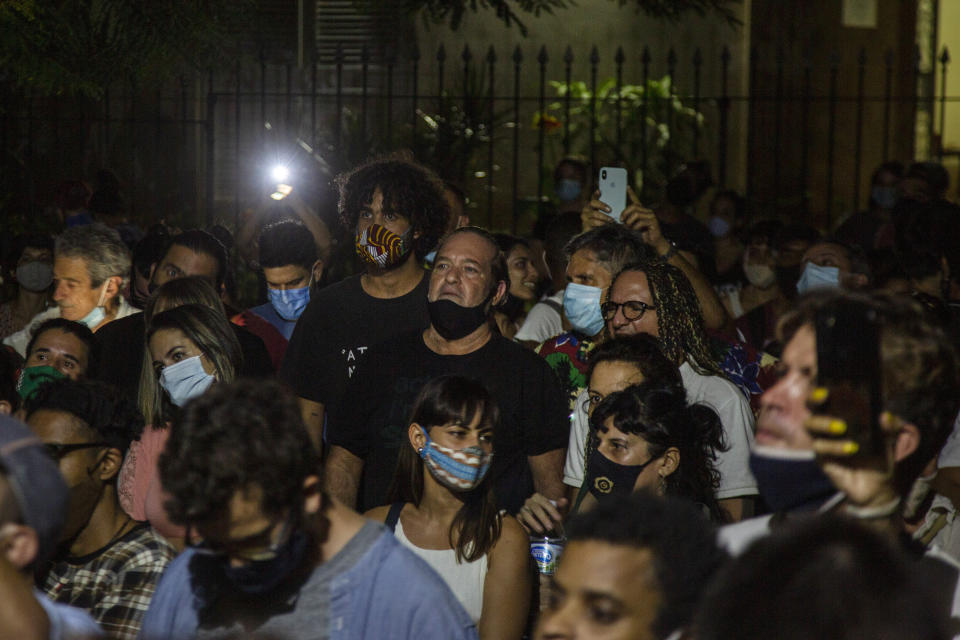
581,381,726,522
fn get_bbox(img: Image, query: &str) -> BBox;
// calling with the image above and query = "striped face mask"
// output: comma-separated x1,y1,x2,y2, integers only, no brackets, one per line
355,224,412,268
418,427,493,492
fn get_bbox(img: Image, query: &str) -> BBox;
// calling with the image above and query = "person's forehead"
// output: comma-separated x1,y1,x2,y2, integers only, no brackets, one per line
437,232,495,263
591,360,645,387
149,328,193,353
53,255,91,280
28,409,90,440
163,244,218,275
263,264,309,281
559,541,660,602
783,324,816,367
610,271,651,299
31,330,87,359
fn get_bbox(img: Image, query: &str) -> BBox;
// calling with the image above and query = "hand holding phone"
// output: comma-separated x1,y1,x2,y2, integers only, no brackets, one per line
598,167,628,222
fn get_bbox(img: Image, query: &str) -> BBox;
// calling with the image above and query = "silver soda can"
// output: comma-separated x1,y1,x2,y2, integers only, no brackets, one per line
530,536,565,575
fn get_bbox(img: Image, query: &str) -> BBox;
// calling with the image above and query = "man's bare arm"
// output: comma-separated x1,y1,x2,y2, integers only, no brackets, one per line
528,448,567,503
297,398,325,454
323,445,364,509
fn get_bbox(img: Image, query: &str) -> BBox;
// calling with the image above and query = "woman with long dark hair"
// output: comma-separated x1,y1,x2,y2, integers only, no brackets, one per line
366,375,531,639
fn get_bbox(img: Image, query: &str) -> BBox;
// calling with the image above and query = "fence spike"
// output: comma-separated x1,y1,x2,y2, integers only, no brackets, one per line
487,45,497,64
386,46,397,64
564,46,574,64
590,46,600,64
693,47,702,65
667,48,677,67
885,48,894,67
642,47,651,64
941,47,951,65
538,45,548,64
437,44,446,62
462,45,472,63
361,44,369,63
615,47,625,64
335,43,344,63
721,46,731,65
411,43,420,62
514,45,523,64
858,46,867,65
829,51,840,67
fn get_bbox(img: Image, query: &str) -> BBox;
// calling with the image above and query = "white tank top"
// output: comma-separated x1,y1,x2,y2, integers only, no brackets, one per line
394,520,488,622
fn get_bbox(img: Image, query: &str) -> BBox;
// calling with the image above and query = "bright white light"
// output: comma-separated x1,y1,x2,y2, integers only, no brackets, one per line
270,165,290,182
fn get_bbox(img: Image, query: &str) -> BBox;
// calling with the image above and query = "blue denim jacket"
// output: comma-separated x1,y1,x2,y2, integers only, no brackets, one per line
139,526,478,640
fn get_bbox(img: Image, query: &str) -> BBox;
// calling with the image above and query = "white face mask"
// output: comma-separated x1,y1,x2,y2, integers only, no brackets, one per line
159,355,215,407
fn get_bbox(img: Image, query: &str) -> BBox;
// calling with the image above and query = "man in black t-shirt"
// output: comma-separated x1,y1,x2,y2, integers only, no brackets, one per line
279,157,450,448
325,227,569,513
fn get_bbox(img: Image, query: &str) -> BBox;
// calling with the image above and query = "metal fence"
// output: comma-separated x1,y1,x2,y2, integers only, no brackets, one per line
0,41,953,234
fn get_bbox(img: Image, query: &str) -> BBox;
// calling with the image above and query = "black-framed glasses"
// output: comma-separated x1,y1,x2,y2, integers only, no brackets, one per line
43,442,109,461
600,300,657,322
188,509,295,562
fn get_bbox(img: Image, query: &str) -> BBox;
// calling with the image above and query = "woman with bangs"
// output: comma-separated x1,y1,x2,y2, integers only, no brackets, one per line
366,375,531,639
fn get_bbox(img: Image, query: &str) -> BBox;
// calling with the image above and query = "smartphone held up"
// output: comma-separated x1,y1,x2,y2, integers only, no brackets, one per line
598,167,628,222
814,300,885,459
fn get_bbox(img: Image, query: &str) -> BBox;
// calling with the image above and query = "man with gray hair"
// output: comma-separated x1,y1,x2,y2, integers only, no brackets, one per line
4,223,135,356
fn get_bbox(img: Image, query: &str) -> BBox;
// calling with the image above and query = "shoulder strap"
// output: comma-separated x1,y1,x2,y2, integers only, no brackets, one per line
384,501,404,533
542,298,563,315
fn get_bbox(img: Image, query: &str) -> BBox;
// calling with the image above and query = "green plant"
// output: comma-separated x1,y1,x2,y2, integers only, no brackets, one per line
537,75,704,202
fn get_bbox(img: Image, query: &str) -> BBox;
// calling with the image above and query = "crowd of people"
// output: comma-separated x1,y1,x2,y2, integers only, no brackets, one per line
2,153,960,639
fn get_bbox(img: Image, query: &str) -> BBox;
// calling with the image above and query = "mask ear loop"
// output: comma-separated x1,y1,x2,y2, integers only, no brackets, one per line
417,426,432,458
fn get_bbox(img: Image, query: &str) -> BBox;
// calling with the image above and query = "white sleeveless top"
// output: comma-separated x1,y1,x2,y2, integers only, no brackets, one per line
394,520,488,622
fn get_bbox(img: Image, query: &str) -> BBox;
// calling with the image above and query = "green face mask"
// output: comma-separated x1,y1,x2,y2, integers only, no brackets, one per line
17,365,67,401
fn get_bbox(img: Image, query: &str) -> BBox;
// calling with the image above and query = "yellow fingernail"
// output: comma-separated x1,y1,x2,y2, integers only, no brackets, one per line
842,441,860,455
810,387,829,403
829,419,847,435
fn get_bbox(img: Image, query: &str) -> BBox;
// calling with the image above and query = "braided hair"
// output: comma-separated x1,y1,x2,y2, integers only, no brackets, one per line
610,260,720,376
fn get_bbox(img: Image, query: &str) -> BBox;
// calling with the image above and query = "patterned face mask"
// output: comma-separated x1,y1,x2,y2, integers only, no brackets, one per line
417,426,493,492
355,224,413,269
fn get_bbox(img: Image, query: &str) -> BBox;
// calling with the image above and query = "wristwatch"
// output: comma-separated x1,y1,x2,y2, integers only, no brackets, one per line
660,240,679,262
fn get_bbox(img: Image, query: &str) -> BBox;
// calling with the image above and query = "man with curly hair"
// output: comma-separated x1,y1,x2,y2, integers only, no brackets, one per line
280,155,451,449
140,379,477,640
24,379,174,640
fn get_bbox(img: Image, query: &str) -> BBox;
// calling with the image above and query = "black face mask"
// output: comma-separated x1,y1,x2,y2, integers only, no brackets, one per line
584,446,657,503
749,447,836,513
220,529,310,596
428,298,491,340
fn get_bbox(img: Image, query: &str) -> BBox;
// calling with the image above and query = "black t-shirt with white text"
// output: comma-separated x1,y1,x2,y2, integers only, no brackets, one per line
328,329,569,513
279,273,431,418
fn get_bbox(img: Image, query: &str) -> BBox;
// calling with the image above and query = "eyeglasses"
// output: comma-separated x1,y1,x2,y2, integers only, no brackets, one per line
188,509,295,562
44,442,109,461
600,300,657,322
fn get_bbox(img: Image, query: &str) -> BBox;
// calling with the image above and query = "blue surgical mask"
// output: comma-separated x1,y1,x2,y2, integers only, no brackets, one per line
871,185,898,210
796,262,840,295
268,285,310,321
159,355,215,407
555,179,583,202
77,285,108,329
707,216,731,238
563,283,605,336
